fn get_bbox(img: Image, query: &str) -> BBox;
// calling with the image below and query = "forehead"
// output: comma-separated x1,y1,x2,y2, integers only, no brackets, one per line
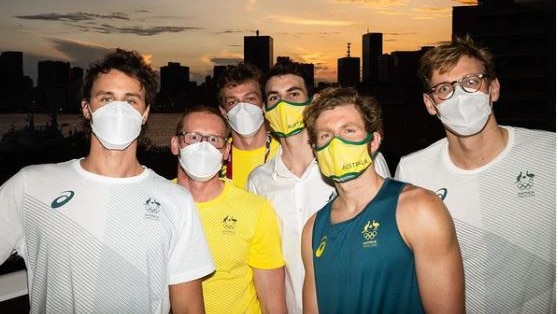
183,111,227,134
223,80,261,98
265,74,306,93
92,69,143,96
431,56,485,84
315,104,363,129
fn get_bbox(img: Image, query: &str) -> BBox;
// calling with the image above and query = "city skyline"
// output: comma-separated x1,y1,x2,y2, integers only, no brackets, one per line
0,0,477,84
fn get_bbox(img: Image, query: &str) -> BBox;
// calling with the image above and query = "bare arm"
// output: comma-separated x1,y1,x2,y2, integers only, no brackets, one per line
169,279,205,314
398,186,465,314
302,214,319,314
253,267,287,314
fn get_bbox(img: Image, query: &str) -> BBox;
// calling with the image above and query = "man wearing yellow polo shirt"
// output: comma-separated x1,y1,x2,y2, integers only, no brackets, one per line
170,105,286,313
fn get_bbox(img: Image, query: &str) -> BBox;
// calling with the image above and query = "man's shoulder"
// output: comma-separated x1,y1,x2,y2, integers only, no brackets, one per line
398,138,447,166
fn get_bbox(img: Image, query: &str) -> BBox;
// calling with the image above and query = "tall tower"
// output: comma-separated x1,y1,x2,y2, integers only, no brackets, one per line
337,43,360,87
244,30,273,74
362,32,383,83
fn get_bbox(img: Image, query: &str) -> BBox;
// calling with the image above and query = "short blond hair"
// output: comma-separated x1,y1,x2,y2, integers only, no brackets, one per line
418,34,496,91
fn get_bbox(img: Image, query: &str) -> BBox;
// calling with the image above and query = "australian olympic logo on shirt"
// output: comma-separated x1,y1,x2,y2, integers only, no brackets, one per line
515,170,535,198
362,219,380,248
222,215,237,234
144,198,161,220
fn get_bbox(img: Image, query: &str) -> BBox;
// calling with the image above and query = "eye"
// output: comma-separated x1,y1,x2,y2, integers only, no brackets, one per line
289,91,301,99
226,99,238,109
100,96,113,103
188,133,201,142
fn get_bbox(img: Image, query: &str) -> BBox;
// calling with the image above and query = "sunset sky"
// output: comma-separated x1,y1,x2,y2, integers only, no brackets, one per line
0,0,477,84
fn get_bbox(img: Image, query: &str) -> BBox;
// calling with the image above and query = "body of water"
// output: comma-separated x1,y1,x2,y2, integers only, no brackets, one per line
0,112,183,146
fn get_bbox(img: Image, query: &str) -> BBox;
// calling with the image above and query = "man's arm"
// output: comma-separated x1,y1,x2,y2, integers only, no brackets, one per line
253,267,287,314
169,279,205,314
398,186,465,314
302,214,319,314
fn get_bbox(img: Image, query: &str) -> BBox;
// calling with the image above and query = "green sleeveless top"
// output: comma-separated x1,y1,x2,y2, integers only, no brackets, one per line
312,179,424,313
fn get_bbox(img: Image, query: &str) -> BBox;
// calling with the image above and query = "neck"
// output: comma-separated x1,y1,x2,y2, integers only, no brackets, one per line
279,130,314,177
231,126,267,150
176,168,224,203
331,167,384,223
81,140,143,177
446,119,508,169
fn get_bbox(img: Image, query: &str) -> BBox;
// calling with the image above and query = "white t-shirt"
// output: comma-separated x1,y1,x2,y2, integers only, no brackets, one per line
247,149,391,313
395,126,556,313
0,159,215,314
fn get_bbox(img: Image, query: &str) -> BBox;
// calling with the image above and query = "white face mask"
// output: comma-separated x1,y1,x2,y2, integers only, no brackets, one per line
436,88,492,136
178,141,223,182
90,101,145,150
226,102,264,137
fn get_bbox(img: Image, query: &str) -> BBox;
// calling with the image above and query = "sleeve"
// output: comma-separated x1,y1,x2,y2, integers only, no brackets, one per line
247,200,285,270
0,170,26,264
374,151,392,178
246,172,259,195
394,156,406,180
167,194,215,285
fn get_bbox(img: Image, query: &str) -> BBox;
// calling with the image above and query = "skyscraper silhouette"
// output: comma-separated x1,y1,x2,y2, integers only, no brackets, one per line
244,30,273,74
362,32,383,84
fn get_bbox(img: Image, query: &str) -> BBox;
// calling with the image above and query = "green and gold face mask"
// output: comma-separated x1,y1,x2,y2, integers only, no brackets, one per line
315,133,373,183
264,99,310,137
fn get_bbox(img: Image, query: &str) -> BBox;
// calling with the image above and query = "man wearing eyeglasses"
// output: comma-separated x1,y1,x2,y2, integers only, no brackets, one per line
395,35,555,312
170,106,287,313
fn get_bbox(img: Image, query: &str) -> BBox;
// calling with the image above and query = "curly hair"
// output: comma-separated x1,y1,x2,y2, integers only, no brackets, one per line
418,34,496,91
303,87,383,146
81,49,158,106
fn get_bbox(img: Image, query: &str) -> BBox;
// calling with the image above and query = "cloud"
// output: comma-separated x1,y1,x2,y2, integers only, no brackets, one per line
15,12,130,22
89,24,200,36
209,57,243,66
14,11,201,36
47,38,112,66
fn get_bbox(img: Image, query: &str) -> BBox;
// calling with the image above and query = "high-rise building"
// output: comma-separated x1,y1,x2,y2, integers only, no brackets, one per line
160,62,190,95
159,62,190,110
337,43,360,87
38,60,70,112
244,30,273,74
453,0,555,131
362,32,383,84
0,51,26,111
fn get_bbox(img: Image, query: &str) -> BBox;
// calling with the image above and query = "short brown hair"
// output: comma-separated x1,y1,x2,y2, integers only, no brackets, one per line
216,62,262,105
303,87,383,146
418,34,496,91
81,49,157,106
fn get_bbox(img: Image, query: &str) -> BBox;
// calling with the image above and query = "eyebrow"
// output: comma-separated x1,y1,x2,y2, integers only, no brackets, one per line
266,86,304,97
94,90,143,100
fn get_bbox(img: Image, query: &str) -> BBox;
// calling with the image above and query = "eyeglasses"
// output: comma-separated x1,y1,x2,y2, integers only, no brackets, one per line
176,131,227,149
429,73,490,100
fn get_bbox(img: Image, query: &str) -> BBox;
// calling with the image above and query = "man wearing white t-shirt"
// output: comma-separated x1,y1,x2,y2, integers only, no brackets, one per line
0,49,214,314
248,58,391,313
395,35,555,313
